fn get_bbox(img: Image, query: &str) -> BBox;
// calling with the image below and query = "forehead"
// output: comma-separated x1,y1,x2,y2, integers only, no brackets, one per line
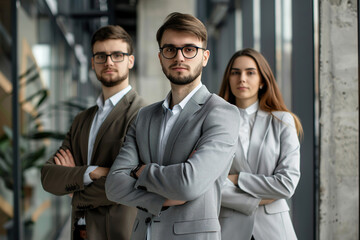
93,39,128,53
160,29,203,47
232,56,258,69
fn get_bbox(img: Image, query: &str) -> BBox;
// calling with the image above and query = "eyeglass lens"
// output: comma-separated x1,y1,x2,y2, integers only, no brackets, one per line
94,52,125,63
161,46,199,59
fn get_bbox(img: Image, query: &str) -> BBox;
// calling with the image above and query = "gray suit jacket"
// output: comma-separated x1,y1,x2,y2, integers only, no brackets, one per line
41,89,145,240
106,86,240,240
220,110,300,240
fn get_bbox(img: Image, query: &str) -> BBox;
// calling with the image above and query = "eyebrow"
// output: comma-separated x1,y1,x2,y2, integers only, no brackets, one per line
230,67,257,71
93,51,124,54
161,43,199,48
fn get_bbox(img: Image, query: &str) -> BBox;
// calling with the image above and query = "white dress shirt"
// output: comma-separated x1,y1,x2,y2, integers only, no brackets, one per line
238,101,259,159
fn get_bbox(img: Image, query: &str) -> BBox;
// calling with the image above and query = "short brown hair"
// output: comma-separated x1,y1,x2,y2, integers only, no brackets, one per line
156,12,208,48
91,25,134,54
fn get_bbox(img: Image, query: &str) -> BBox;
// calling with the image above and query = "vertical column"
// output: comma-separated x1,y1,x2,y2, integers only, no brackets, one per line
318,0,359,239
240,0,254,48
11,0,23,239
291,0,315,239
260,0,276,74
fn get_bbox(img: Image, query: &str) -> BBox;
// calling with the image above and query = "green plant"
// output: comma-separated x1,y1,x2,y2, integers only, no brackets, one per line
0,64,83,191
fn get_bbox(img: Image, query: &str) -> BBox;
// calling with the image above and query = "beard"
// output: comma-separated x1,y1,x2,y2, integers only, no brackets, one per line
162,63,203,85
96,69,128,87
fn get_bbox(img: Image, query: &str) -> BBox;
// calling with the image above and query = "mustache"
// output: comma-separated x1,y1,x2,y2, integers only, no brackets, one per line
169,63,190,69
102,68,117,73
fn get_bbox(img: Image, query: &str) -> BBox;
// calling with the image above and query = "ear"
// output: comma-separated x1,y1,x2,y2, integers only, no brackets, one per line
202,50,210,67
158,52,163,65
128,55,135,69
260,82,264,89
91,57,95,70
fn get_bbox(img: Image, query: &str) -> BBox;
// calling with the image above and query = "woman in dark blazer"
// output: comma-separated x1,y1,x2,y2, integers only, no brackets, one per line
218,48,303,240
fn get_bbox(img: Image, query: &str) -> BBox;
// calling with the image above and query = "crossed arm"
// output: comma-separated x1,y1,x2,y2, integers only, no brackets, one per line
56,149,185,208
54,149,109,180
227,174,274,206
223,113,300,213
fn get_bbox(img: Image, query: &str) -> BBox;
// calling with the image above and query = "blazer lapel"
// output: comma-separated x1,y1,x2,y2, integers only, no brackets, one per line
231,137,252,174
81,107,97,165
162,86,210,165
247,109,271,173
90,90,134,165
149,104,163,164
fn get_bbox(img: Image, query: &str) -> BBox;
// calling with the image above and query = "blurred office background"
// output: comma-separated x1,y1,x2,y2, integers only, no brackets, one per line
0,0,358,239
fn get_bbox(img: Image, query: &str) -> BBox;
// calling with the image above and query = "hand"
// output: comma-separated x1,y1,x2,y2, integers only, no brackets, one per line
228,174,239,186
135,165,146,178
163,199,186,206
89,167,110,180
54,149,75,167
259,199,275,205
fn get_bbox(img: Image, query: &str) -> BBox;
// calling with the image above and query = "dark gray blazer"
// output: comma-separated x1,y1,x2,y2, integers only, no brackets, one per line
220,110,300,240
106,85,240,240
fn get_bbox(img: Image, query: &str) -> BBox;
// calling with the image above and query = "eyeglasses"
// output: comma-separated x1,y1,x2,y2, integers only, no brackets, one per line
159,46,206,59
93,52,130,64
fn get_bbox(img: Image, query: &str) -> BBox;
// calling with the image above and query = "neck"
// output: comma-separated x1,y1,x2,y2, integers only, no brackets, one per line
236,98,258,109
169,78,201,108
102,80,129,100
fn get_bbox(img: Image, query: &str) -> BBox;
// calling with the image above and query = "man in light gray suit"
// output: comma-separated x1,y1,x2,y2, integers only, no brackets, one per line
105,12,240,240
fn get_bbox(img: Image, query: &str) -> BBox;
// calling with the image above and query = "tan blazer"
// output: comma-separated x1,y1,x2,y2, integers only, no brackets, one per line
105,86,241,240
220,110,300,240
41,89,146,240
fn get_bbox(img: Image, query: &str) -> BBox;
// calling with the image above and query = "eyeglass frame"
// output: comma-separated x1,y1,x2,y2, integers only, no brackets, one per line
159,45,206,59
92,51,130,64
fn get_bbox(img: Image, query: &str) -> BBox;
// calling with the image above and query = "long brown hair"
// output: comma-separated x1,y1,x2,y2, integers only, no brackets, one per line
218,48,303,137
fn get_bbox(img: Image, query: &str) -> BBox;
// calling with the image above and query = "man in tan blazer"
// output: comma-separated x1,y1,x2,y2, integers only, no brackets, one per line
41,25,145,240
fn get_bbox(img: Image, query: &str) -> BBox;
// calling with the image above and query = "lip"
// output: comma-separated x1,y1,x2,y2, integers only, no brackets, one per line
171,67,188,71
237,86,248,90
103,69,116,74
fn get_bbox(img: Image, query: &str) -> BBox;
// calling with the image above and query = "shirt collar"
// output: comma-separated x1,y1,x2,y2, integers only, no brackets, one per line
239,100,259,115
162,82,203,111
96,85,132,109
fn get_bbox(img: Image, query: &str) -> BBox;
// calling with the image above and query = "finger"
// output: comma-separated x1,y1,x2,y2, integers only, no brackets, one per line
59,149,69,162
54,156,61,165
55,152,66,165
66,149,75,166
59,149,73,166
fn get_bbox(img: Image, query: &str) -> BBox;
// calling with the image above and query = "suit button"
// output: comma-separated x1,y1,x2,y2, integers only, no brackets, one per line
145,217,151,224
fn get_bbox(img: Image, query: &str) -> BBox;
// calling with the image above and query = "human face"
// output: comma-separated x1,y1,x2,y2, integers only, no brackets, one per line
229,56,263,109
158,30,209,86
92,39,134,88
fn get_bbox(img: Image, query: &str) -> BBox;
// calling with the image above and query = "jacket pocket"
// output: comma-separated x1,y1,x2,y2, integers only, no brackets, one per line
264,199,290,214
173,218,220,235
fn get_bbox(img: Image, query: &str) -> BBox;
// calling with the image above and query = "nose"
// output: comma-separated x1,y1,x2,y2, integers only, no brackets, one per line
239,73,246,82
105,55,114,65
174,49,185,62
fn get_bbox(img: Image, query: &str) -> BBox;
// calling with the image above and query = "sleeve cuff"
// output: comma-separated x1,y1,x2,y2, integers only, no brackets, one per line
83,166,98,186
